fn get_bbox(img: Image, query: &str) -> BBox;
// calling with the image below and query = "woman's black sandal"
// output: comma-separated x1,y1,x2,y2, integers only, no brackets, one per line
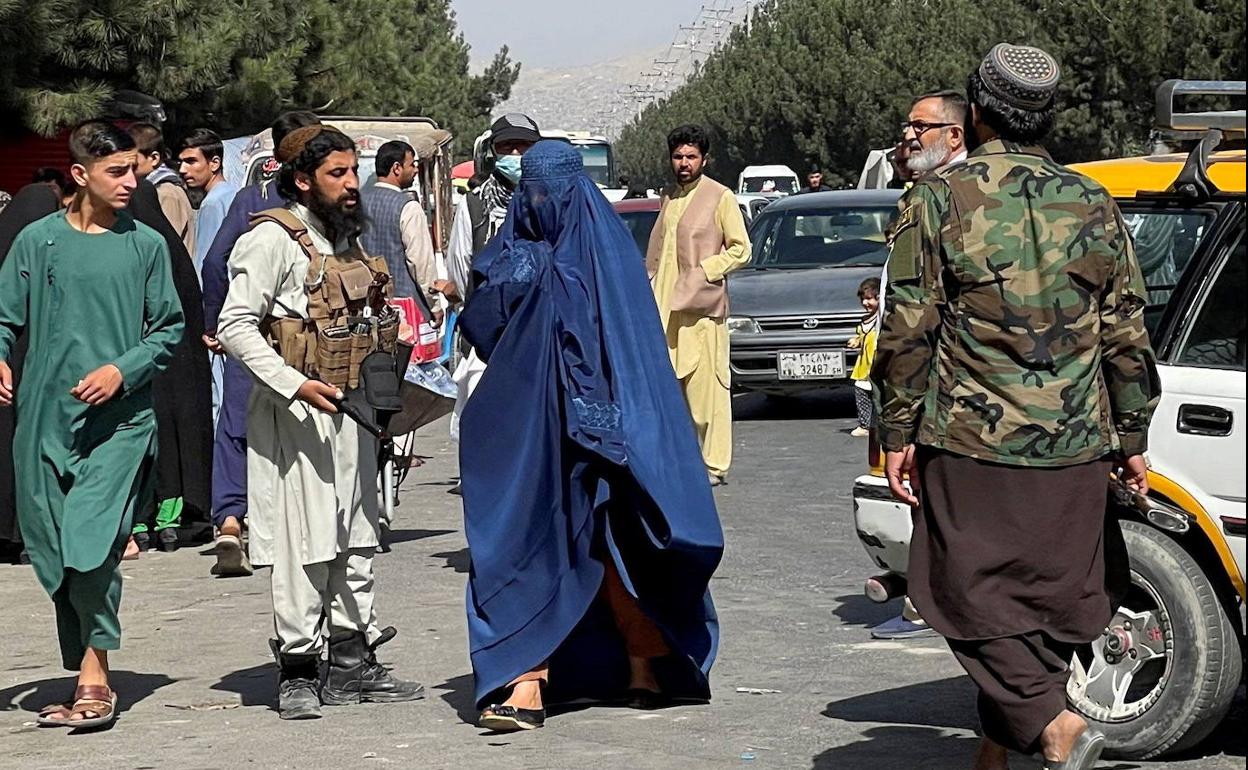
625,688,671,711
478,703,545,731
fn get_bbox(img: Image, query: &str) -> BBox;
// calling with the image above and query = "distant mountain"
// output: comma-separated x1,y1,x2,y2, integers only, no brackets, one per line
497,48,664,139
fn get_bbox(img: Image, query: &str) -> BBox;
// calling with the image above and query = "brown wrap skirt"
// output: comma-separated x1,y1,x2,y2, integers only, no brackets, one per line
908,449,1123,643
907,448,1128,753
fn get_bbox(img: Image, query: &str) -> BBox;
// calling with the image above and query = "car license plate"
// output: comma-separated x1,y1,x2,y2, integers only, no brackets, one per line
777,350,845,380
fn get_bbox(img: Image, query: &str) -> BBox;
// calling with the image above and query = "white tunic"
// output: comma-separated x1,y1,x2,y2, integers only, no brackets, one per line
217,203,380,567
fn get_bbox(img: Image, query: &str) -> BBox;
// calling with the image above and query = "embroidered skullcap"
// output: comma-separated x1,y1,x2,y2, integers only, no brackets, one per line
276,125,347,164
520,140,583,181
978,43,1060,110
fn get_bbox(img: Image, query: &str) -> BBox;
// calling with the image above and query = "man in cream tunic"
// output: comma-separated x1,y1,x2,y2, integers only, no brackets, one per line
648,125,751,485
218,126,422,720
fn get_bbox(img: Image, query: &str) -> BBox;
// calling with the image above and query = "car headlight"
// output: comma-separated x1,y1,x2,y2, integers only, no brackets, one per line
726,316,761,335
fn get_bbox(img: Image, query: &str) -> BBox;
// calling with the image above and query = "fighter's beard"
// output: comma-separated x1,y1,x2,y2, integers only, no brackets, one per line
306,186,365,243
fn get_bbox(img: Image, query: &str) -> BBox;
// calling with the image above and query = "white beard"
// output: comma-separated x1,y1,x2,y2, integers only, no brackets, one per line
908,140,954,175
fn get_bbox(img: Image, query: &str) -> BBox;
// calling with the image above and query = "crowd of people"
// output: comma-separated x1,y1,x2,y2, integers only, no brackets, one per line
0,40,1158,770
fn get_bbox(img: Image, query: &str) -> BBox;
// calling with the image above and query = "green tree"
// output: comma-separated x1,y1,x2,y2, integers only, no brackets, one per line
0,0,519,146
1039,0,1247,159
0,0,315,136
294,0,520,147
616,0,1245,189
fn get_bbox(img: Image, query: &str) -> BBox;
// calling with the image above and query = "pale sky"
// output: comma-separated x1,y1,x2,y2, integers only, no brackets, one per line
452,0,714,69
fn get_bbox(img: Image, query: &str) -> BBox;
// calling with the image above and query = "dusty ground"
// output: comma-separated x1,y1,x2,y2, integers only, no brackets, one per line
2,393,1243,769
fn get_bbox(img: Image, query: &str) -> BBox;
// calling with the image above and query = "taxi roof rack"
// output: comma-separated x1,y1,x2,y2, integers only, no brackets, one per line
1155,79,1245,199
1156,79,1246,134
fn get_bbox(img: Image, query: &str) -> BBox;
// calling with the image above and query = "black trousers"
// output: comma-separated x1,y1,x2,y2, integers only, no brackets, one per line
948,631,1078,754
910,449,1121,755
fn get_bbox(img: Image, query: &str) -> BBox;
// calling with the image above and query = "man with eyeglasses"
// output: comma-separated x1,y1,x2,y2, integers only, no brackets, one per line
900,90,970,177
868,89,970,643
874,44,1157,770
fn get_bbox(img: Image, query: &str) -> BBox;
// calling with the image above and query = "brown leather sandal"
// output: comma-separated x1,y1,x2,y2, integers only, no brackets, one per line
36,701,74,727
65,685,118,730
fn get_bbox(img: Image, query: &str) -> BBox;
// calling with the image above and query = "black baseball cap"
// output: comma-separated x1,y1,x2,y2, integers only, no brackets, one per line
489,113,541,145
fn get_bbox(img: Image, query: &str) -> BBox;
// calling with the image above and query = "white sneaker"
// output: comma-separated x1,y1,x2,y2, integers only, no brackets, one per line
212,533,253,577
851,427,870,437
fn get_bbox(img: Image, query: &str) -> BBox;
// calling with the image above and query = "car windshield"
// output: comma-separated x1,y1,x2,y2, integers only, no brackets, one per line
618,210,658,258
1120,207,1214,336
575,144,612,187
747,205,894,269
742,176,797,195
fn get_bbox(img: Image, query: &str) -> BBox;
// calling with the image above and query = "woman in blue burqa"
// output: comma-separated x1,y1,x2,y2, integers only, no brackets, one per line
458,141,723,732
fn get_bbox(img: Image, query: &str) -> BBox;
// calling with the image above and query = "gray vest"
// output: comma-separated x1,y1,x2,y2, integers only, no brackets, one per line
360,184,418,299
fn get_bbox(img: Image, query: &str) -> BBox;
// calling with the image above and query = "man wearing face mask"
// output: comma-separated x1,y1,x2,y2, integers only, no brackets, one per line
446,114,541,301
444,113,542,449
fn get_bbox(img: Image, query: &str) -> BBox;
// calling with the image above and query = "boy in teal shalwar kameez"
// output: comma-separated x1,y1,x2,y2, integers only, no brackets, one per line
0,121,184,730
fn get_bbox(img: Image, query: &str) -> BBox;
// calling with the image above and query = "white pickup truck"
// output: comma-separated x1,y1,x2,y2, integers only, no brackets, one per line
737,164,800,197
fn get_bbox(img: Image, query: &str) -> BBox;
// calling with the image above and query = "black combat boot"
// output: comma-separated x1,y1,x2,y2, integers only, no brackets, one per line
276,651,323,720
322,627,425,705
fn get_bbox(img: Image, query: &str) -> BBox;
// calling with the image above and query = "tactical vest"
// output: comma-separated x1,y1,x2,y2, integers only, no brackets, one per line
251,208,399,391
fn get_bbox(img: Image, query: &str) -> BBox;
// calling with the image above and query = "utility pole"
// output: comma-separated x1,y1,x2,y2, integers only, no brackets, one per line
600,1,756,137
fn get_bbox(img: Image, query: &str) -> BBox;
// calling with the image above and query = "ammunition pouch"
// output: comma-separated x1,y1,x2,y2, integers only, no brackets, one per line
250,207,400,391
317,324,354,388
376,310,400,353
266,317,312,372
265,307,402,391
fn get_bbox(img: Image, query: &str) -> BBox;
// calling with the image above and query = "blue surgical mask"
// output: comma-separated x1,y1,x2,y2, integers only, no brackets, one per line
494,154,523,184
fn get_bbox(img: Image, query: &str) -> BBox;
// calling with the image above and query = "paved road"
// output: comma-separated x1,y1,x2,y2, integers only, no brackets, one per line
1,392,1243,769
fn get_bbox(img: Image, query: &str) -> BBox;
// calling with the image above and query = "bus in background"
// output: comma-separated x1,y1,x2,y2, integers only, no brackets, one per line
557,131,615,188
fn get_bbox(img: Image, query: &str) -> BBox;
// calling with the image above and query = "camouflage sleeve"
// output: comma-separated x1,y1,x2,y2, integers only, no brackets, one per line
1099,203,1161,456
871,182,946,452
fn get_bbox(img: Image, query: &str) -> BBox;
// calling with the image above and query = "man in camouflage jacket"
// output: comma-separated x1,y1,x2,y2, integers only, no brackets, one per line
872,44,1159,770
